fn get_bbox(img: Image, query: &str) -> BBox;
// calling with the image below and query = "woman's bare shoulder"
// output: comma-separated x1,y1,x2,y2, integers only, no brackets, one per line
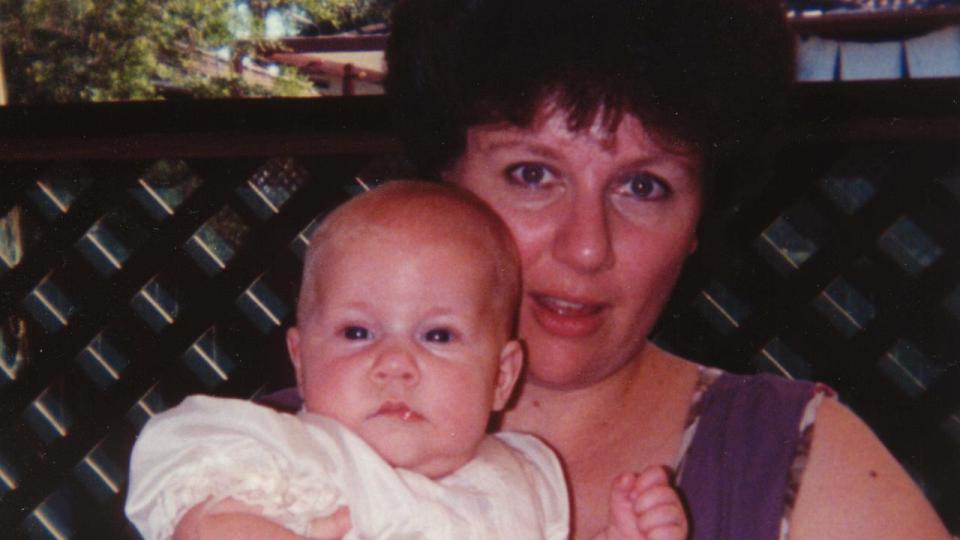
636,345,702,400
789,398,951,540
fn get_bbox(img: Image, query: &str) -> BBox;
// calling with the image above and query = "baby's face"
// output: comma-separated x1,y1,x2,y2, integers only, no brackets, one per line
288,225,520,479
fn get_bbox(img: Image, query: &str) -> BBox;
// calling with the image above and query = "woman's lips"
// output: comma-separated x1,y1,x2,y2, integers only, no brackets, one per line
529,293,607,338
371,401,424,422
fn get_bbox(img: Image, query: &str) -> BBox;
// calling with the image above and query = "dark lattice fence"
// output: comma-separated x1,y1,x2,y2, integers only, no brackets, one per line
656,140,960,523
1,85,958,538
0,155,390,538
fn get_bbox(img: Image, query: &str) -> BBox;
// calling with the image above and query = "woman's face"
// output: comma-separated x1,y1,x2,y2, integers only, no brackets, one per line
445,106,703,390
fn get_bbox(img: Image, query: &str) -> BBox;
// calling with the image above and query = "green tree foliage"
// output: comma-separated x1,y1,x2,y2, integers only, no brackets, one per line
291,0,394,34
0,0,393,103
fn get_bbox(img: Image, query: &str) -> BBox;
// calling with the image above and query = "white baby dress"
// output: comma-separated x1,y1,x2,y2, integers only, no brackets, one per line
125,395,568,540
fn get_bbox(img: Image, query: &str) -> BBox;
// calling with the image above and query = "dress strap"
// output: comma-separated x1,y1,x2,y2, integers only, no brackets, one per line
674,366,723,472
674,367,834,540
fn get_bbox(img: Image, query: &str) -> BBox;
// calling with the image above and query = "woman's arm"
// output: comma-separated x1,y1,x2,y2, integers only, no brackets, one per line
790,398,951,540
172,498,351,540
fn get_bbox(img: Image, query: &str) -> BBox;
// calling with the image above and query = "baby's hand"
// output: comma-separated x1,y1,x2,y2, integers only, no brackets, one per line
594,466,688,540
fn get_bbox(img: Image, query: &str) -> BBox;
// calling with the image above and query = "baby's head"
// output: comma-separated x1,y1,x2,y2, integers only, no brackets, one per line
287,181,523,478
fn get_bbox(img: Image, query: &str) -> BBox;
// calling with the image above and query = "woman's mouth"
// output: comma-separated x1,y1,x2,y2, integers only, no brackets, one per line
371,401,424,422
529,294,607,338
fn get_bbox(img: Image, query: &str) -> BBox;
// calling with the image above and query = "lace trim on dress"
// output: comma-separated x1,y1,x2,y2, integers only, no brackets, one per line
674,366,723,473
777,383,835,540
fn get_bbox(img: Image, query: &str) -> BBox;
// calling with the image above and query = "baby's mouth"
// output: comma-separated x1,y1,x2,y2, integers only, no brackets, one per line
371,401,424,422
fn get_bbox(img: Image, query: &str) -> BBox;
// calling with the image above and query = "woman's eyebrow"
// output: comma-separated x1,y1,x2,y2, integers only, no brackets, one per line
620,153,699,176
478,138,563,160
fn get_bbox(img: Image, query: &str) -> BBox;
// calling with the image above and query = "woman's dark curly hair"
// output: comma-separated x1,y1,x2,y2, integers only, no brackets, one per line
385,0,795,205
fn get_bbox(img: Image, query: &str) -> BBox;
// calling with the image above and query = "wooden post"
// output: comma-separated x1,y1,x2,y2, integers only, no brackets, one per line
231,49,245,98
0,46,9,106
342,63,355,96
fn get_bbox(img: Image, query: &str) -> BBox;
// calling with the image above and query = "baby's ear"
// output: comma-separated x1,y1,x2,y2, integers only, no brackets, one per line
286,327,305,394
493,340,523,411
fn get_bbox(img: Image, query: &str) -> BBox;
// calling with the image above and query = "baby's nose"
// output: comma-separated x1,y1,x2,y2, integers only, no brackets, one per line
370,345,420,385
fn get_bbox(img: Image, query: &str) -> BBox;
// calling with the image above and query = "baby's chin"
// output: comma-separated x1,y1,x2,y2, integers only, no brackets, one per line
370,439,471,480
319,411,483,479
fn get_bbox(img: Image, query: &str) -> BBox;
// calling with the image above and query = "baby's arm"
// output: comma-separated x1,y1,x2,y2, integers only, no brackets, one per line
126,396,343,539
594,466,688,540
173,498,350,540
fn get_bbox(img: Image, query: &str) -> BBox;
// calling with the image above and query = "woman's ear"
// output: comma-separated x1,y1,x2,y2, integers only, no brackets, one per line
492,340,524,411
688,236,699,255
286,327,305,395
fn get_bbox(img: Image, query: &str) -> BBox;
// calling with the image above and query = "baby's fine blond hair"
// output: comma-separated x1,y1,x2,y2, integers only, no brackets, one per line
297,180,522,337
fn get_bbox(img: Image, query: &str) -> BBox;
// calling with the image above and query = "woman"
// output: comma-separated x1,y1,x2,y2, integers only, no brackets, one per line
176,0,952,538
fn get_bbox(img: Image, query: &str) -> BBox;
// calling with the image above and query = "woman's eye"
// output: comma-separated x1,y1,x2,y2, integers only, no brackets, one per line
506,163,554,187
423,328,454,343
343,326,371,340
622,173,670,200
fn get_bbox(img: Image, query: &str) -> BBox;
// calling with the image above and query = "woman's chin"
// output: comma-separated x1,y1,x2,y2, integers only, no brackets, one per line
522,334,647,391
524,355,615,391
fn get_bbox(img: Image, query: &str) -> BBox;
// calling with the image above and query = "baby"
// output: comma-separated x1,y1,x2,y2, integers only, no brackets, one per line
125,181,686,540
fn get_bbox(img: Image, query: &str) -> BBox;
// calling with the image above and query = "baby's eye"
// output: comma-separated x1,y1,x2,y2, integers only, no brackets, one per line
619,173,670,200
342,326,371,340
423,328,454,343
505,163,556,187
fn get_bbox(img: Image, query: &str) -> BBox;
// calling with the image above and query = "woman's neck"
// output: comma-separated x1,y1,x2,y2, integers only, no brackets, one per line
503,342,700,539
502,342,688,450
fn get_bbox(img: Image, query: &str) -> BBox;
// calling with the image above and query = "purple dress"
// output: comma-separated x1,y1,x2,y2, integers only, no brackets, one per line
677,369,831,540
260,368,830,540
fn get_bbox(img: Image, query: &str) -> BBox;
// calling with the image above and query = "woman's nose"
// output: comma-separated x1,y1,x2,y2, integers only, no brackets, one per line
552,193,614,273
370,345,420,385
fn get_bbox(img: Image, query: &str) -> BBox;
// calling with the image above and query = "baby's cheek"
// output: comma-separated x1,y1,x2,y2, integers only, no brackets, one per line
443,388,495,435
303,368,349,412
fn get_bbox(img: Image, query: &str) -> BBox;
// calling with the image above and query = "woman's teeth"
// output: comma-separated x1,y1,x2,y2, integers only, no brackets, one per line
537,296,601,315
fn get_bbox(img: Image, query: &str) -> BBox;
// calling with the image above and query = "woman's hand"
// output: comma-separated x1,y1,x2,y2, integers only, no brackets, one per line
307,506,352,539
172,498,351,540
789,399,951,540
